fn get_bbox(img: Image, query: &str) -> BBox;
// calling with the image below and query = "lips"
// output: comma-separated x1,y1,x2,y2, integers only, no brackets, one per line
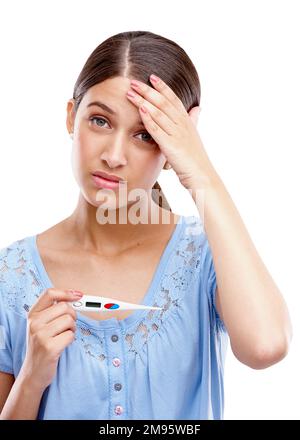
92,171,124,182
91,174,123,190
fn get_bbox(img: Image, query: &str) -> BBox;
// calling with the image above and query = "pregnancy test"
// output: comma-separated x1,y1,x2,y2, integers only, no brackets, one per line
70,294,162,312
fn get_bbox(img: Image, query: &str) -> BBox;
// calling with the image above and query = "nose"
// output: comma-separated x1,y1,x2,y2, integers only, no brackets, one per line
100,134,128,168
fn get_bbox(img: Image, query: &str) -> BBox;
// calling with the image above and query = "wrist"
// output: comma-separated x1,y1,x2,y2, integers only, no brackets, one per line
185,167,222,194
17,368,47,396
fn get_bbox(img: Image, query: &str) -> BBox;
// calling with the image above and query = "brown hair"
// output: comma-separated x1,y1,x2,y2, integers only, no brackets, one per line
72,31,201,211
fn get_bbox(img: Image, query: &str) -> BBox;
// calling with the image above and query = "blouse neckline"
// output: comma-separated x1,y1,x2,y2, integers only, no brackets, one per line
26,216,185,330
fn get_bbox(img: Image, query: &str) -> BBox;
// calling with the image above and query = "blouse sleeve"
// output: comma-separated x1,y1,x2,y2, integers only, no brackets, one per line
0,285,14,374
202,235,227,334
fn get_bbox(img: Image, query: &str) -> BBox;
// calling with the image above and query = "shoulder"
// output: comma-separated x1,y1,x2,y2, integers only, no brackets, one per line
168,214,210,281
176,215,219,295
0,235,43,318
0,236,27,282
178,214,208,251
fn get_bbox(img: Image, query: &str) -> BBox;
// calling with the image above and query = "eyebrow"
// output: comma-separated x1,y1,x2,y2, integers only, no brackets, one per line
87,100,116,115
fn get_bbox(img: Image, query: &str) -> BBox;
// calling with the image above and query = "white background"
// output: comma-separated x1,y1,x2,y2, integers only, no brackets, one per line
0,0,299,420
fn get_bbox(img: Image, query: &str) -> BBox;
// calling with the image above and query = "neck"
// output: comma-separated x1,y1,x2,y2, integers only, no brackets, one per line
64,190,175,256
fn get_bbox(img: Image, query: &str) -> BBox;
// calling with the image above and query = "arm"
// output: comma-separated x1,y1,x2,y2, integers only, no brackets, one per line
0,370,45,420
119,72,292,369
191,172,293,369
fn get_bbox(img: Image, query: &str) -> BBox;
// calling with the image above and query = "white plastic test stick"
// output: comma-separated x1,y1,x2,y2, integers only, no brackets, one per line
70,294,162,312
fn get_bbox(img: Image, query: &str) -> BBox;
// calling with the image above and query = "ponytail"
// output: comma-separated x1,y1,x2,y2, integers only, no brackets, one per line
152,181,172,212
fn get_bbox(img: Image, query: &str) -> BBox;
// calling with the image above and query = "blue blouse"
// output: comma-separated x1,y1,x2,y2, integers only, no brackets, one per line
0,215,228,420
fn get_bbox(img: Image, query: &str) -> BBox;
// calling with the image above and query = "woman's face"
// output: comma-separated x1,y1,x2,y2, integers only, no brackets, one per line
66,76,167,211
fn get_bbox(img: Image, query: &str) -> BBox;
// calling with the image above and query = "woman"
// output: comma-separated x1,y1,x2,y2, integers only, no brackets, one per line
0,30,292,420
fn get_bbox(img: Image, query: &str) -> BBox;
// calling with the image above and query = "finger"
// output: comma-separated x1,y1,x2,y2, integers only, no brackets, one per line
40,314,76,338
138,105,169,146
149,75,188,114
131,76,187,120
32,301,77,329
51,330,75,352
127,89,174,135
30,288,83,314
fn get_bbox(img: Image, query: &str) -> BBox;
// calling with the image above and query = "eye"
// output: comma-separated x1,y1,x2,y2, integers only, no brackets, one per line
136,132,155,143
89,116,155,144
89,116,108,128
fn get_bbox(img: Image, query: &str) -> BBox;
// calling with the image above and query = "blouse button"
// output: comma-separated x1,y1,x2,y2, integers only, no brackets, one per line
112,357,121,367
114,383,122,391
114,405,123,415
111,334,119,342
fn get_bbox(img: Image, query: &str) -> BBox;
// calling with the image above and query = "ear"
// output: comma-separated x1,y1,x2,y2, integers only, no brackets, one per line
188,106,201,127
66,98,76,136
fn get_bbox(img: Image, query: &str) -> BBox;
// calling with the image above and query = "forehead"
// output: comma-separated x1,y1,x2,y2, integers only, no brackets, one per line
81,76,134,112
89,76,132,94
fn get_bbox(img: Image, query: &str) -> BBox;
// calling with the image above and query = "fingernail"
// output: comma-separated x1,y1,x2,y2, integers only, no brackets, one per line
130,80,140,88
150,74,159,83
127,90,137,98
68,289,83,297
